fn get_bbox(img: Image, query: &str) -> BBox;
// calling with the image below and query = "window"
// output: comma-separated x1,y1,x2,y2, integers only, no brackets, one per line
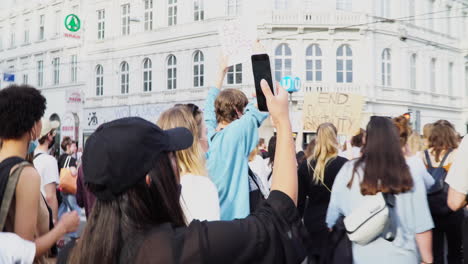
71,55,77,83
193,51,204,87
448,62,453,96
39,15,45,40
10,23,15,48
194,0,204,21
410,54,417,90
274,44,292,82
227,63,242,84
143,58,152,92
336,0,352,11
463,12,467,37
305,0,314,9
408,0,415,23
381,49,391,86
428,0,434,30
122,4,130,35
168,0,177,26
120,62,129,94
430,58,436,92
336,44,353,83
96,65,104,96
446,6,451,36
97,9,105,40
23,73,28,84
0,27,3,50
53,57,60,85
24,19,29,44
465,66,468,97
227,0,241,16
379,0,390,17
274,0,288,9
55,11,61,36
37,60,43,87
167,55,177,90
305,44,322,82
144,0,153,31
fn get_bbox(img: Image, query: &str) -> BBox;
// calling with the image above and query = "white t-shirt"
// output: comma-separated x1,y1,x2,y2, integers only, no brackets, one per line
446,137,468,194
339,146,362,160
33,149,59,197
0,232,35,264
406,155,435,191
248,155,272,193
180,174,220,223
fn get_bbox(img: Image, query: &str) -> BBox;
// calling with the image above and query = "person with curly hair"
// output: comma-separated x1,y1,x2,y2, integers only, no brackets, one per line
0,84,79,263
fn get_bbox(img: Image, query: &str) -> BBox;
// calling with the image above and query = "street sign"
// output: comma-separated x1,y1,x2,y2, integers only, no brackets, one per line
64,14,81,32
3,73,15,82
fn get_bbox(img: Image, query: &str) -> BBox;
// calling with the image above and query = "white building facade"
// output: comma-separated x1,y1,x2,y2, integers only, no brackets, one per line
1,0,467,145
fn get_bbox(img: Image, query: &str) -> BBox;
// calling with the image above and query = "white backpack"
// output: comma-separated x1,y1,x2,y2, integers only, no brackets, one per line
343,192,396,245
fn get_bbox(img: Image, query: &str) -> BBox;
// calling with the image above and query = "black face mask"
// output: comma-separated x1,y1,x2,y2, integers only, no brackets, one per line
48,137,56,149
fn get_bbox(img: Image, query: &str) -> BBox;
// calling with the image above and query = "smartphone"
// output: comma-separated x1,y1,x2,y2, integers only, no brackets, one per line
251,54,274,112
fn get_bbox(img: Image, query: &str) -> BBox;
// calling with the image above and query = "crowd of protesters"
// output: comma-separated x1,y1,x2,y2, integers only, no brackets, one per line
0,53,467,264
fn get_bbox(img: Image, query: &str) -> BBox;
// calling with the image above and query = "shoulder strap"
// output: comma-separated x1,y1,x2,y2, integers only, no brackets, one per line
33,153,43,160
0,161,31,230
248,167,261,191
424,150,433,168
64,156,72,168
438,149,453,169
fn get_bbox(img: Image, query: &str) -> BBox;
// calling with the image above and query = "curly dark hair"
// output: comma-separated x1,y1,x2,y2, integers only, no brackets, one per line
0,84,46,139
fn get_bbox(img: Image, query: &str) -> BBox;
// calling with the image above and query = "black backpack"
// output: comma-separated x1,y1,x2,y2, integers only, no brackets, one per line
425,150,453,216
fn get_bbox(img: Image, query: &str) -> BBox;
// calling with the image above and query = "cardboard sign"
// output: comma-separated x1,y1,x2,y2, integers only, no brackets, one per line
303,92,364,136
218,19,257,66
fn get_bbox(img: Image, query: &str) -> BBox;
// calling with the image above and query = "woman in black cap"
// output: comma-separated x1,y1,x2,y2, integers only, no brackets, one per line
68,80,307,264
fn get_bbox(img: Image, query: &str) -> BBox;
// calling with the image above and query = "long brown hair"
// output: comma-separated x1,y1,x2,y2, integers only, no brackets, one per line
348,117,413,195
428,120,459,162
68,153,186,264
308,123,338,184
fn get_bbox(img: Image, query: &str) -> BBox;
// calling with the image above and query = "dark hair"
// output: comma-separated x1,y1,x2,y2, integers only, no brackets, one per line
304,138,316,159
392,116,411,147
215,89,248,124
268,136,277,166
351,129,365,148
61,136,73,151
259,138,265,146
0,84,46,139
38,129,55,145
348,117,414,195
428,120,459,162
69,153,186,264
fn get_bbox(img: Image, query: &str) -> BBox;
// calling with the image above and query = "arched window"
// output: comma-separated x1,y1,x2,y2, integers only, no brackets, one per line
274,44,292,81
193,51,204,87
381,49,391,86
336,44,353,83
96,65,104,96
143,58,152,92
306,44,322,82
167,55,177,90
120,62,129,94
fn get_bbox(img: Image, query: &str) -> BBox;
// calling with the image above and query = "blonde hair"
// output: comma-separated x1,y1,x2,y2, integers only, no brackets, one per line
407,132,424,156
308,123,339,185
157,106,207,176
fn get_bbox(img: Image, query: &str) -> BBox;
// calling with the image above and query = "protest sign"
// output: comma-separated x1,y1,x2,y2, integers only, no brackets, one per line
218,19,257,66
303,92,364,136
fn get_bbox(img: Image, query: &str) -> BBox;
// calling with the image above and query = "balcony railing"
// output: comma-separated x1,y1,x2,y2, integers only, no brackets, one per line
269,10,365,26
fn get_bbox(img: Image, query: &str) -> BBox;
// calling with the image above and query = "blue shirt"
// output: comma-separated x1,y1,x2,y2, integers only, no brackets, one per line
205,88,268,220
326,160,434,264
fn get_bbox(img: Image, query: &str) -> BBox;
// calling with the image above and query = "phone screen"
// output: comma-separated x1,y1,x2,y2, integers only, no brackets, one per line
251,54,274,112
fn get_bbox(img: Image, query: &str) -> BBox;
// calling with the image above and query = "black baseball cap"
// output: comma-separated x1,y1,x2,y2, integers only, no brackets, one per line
82,117,193,201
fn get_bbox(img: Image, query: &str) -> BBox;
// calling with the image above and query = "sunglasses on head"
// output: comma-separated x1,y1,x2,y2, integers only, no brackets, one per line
175,103,200,116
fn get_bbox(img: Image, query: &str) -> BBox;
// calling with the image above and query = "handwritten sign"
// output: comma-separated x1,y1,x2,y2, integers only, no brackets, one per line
218,19,257,66
303,92,364,136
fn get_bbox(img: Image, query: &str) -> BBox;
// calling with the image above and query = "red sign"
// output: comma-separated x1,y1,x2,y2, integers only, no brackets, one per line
64,33,81,39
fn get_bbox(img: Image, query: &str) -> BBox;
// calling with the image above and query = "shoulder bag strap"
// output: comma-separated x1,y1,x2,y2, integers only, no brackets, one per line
424,150,433,168
438,149,453,169
0,161,31,230
382,193,397,242
33,153,43,160
64,156,72,169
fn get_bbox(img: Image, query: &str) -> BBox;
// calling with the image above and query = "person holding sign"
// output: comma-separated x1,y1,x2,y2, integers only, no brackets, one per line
204,56,268,220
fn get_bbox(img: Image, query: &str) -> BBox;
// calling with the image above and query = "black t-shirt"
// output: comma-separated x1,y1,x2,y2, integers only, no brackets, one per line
133,191,307,264
297,157,348,238
58,154,77,170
